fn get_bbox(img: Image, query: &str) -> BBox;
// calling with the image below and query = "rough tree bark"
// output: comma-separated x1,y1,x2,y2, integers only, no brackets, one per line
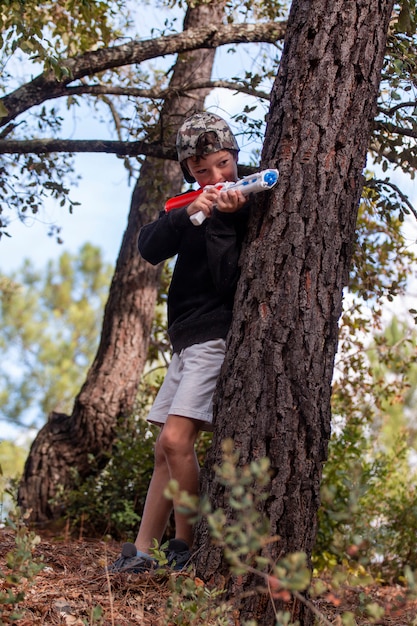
195,1,395,624
18,0,229,522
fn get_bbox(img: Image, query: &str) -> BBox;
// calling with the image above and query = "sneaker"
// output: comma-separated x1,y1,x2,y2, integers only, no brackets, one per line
165,538,191,571
107,542,157,574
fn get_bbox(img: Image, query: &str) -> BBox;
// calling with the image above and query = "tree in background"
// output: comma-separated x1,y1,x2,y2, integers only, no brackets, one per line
12,0,260,521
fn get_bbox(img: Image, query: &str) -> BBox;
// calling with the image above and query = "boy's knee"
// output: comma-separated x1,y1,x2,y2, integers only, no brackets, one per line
159,428,180,455
159,427,194,458
154,434,170,465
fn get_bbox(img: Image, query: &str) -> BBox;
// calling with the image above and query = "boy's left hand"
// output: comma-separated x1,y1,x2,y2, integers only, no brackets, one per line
215,188,247,214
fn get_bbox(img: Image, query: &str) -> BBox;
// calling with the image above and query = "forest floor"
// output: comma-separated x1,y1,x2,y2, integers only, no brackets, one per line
1,527,417,625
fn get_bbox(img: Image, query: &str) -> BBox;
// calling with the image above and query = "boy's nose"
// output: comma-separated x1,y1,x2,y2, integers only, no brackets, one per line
210,167,224,183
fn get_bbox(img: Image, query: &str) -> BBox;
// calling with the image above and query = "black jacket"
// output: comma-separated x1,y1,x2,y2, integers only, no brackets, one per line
138,205,249,353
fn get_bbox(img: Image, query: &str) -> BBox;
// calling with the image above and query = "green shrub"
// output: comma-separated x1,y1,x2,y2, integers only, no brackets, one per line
314,415,417,580
0,512,44,625
58,373,213,540
164,440,312,626
59,413,158,539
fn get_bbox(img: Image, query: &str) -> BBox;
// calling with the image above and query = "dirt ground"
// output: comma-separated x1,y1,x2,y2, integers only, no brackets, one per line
1,527,417,625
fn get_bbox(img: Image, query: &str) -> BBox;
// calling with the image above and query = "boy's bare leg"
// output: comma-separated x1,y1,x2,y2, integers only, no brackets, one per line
134,431,173,553
134,416,201,552
159,414,201,548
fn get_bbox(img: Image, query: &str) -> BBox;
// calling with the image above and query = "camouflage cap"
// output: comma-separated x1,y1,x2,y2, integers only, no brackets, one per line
176,112,239,182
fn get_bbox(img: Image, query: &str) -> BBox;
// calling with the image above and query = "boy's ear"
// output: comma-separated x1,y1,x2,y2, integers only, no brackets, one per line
181,162,195,184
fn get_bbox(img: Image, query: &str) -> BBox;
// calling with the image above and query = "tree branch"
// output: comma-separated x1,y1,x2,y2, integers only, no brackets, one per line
0,21,285,127
374,119,417,139
0,138,177,159
366,177,417,220
64,79,272,102
377,100,417,116
0,138,257,177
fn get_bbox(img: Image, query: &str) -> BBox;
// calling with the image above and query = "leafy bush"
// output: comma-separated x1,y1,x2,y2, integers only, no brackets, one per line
164,440,312,626
314,415,417,580
57,353,214,540
0,512,44,625
163,440,403,626
59,412,158,540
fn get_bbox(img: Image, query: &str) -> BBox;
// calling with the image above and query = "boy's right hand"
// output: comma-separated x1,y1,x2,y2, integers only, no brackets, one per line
186,188,219,221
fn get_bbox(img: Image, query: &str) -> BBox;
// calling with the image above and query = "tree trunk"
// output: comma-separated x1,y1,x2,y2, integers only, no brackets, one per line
18,0,228,523
195,1,395,624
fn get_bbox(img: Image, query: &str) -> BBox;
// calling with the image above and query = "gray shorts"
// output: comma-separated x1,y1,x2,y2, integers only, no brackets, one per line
146,338,226,432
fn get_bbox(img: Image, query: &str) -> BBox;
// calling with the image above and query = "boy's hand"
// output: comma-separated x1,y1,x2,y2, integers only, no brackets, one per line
186,187,246,220
186,188,219,220
216,188,246,213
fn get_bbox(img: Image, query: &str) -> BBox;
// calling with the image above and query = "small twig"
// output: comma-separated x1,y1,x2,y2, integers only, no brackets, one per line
377,100,417,116
104,546,116,626
292,589,335,626
365,178,417,221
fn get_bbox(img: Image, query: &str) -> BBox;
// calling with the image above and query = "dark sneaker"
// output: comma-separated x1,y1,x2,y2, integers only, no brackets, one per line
107,542,157,573
165,539,191,571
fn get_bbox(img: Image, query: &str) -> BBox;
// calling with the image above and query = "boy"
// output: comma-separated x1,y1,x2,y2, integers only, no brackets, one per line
109,112,249,573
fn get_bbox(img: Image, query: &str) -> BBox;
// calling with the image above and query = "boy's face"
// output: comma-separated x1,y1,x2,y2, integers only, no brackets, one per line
186,150,238,188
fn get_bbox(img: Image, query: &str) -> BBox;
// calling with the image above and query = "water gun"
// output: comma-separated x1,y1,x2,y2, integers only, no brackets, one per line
164,168,279,226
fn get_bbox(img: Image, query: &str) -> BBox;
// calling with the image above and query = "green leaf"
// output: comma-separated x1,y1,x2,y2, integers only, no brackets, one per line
0,102,9,118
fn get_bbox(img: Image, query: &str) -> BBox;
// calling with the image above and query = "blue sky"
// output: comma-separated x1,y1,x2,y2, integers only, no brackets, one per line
1,152,131,272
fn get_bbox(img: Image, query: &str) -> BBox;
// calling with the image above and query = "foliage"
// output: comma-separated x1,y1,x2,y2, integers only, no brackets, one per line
368,316,417,448
163,439,309,626
0,244,113,429
315,307,417,580
159,0,289,23
0,441,28,522
0,512,44,625
163,440,413,626
0,442,27,486
164,573,233,626
0,1,137,240
0,153,82,242
0,0,138,240
313,175,417,581
349,186,416,303
55,407,158,540
370,0,417,177
0,245,174,434
315,417,417,579
0,0,130,66
55,382,212,540
2,440,417,625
